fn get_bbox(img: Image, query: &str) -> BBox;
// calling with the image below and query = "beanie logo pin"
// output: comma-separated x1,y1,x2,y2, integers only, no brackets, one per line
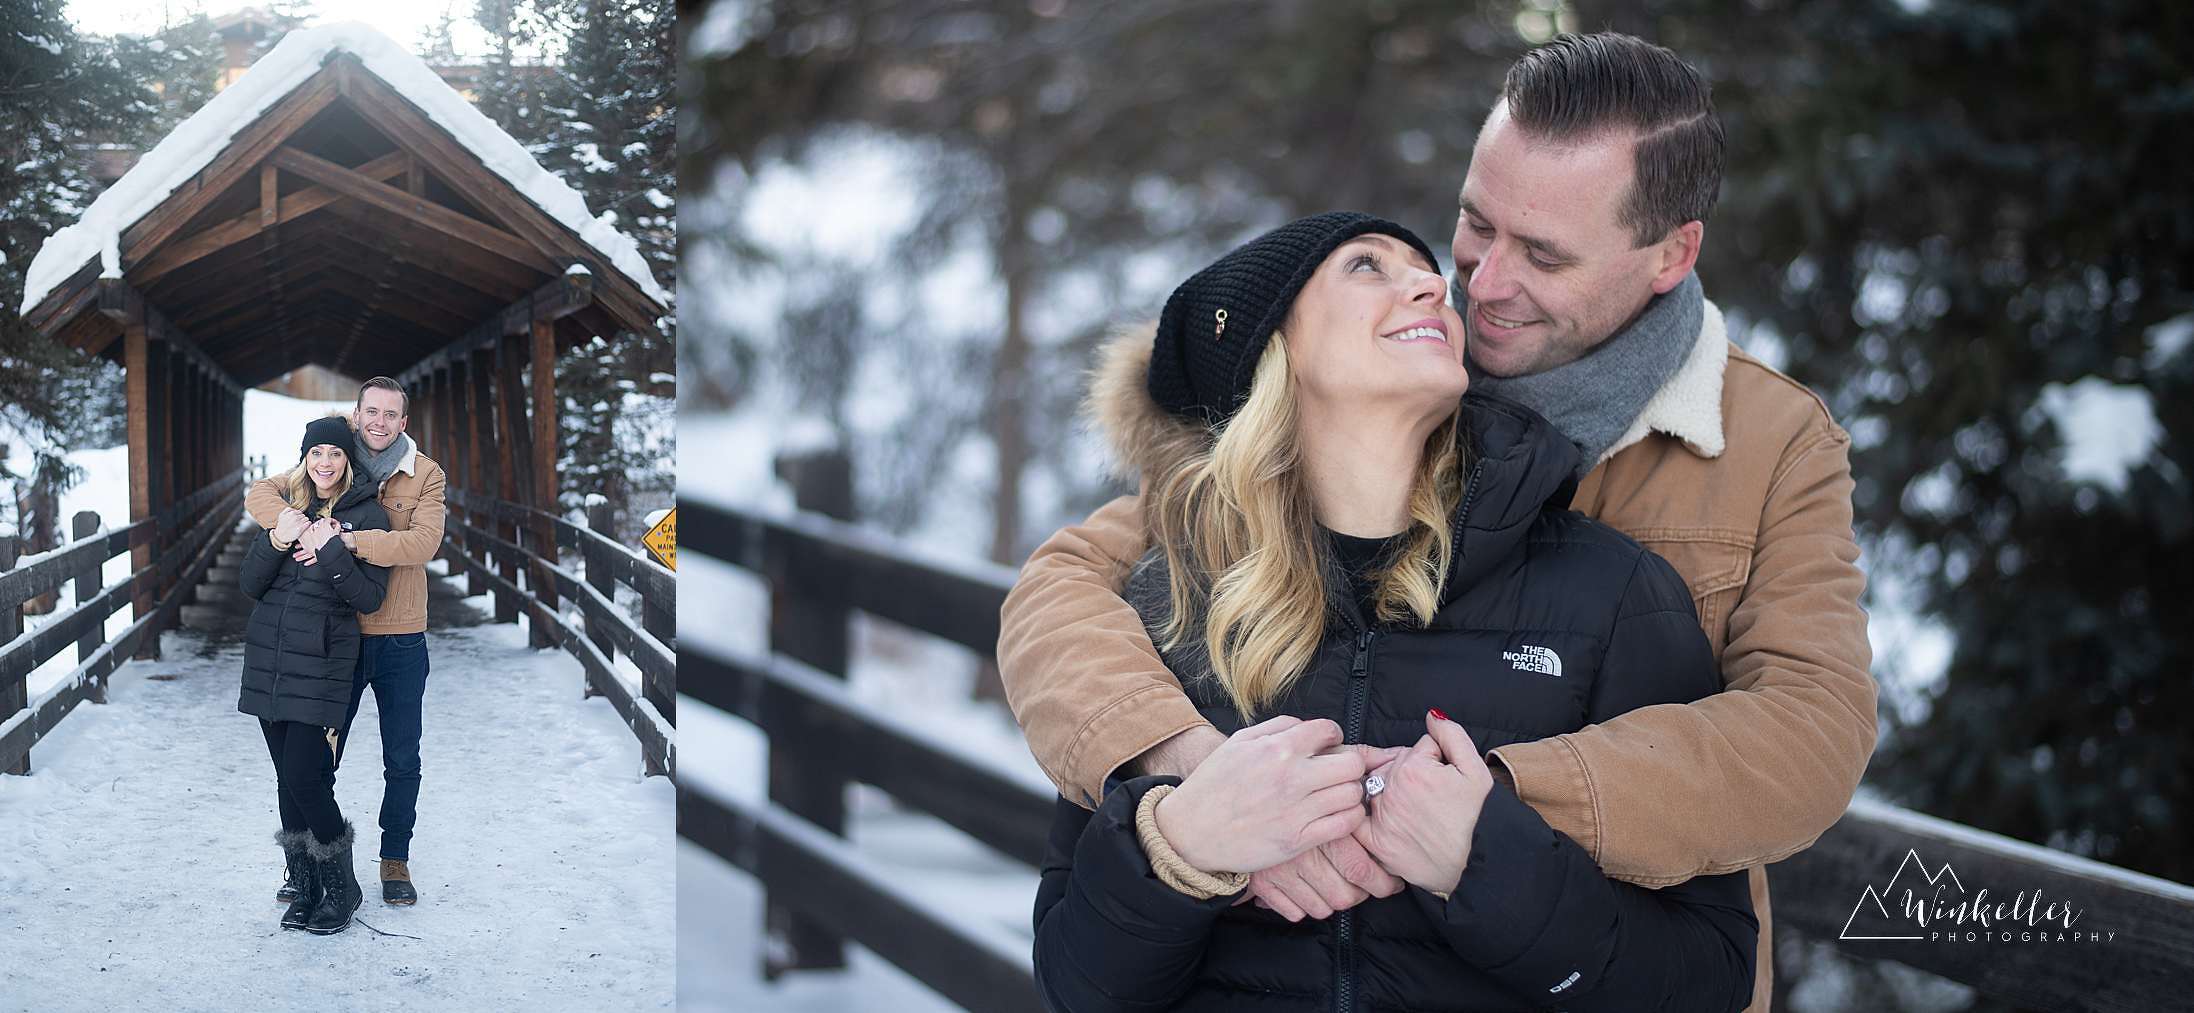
1214,308,1228,341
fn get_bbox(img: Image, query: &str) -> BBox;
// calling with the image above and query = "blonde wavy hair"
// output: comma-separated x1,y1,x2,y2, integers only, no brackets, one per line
1145,335,1467,719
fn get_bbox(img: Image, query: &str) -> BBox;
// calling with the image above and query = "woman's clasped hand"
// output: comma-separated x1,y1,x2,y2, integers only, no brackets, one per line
1154,710,1493,901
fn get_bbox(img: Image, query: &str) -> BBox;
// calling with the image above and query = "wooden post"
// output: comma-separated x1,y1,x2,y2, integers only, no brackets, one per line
124,323,159,661
583,500,616,700
641,571,675,723
0,534,25,775
146,339,173,610
445,357,469,568
468,345,497,601
493,336,526,626
74,512,104,701
529,318,561,646
763,447,856,976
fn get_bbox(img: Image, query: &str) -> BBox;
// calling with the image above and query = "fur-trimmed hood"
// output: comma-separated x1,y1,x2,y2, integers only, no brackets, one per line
1083,321,1207,486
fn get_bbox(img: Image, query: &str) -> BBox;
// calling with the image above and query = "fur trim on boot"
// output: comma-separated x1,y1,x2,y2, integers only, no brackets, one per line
303,822,361,935
277,829,316,928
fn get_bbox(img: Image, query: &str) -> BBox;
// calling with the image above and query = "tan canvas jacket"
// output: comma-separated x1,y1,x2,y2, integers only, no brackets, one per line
246,437,448,636
996,302,1878,1011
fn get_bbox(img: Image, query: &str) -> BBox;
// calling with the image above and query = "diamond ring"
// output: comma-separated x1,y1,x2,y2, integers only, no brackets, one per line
1363,774,1386,799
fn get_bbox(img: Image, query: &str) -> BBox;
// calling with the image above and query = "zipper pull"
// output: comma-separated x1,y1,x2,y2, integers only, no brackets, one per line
1351,631,1374,676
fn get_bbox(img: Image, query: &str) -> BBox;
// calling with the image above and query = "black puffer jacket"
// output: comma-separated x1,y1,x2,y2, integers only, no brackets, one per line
236,478,390,728
1032,332,1755,1013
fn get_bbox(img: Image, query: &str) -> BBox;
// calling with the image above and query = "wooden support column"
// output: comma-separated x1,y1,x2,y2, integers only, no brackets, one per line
427,368,450,561
124,324,159,661
447,355,471,536
529,318,560,640
468,345,497,601
493,338,527,626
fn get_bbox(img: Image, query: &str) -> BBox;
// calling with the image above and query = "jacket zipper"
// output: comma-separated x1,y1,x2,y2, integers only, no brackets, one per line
1330,457,1482,1013
1334,627,1377,1013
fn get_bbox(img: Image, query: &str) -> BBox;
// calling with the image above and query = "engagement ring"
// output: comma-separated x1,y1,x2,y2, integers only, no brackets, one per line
1363,774,1386,798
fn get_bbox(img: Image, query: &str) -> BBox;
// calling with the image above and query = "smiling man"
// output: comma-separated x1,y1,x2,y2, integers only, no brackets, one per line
247,376,448,908
997,33,1877,1010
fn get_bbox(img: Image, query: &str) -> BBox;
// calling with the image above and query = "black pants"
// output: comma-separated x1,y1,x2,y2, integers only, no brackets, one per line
260,719,347,845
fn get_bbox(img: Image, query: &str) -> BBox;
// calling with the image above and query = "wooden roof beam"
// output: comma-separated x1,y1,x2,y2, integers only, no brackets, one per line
396,272,595,386
94,278,243,395
118,68,340,266
268,145,557,273
324,54,665,336
130,149,412,286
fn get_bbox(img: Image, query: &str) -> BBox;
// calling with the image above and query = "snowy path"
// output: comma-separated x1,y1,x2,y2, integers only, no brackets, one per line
0,579,674,1012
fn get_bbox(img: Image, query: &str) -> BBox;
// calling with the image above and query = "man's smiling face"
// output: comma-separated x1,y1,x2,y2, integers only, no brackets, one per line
356,387,407,453
1450,100,1697,378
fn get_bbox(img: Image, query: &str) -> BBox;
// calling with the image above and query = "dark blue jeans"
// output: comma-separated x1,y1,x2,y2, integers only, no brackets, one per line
334,632,430,861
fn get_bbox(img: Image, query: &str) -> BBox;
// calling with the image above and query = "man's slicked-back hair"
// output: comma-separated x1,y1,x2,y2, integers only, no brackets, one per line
1500,32,1724,247
358,375,408,415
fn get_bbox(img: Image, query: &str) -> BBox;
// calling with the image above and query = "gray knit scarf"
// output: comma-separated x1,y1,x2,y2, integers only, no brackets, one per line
357,432,411,485
1462,272,1703,477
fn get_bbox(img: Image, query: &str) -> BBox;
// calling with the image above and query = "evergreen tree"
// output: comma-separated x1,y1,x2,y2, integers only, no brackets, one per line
491,0,676,537
1,1,167,512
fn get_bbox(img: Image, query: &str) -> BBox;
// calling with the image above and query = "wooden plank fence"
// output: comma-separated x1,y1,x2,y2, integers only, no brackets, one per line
0,467,247,774
678,450,2194,1013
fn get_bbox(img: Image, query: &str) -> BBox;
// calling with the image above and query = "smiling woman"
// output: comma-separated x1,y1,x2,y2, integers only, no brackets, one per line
1029,211,1758,1012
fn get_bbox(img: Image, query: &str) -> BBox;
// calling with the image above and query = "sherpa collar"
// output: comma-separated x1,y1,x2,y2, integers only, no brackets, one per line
1601,298,1729,465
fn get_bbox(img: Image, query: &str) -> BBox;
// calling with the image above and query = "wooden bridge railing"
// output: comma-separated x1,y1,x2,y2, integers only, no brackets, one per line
442,489,675,777
0,466,249,774
680,476,2194,1013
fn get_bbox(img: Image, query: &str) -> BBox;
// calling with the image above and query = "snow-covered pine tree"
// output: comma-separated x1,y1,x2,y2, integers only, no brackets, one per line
3,5,143,556
473,0,674,539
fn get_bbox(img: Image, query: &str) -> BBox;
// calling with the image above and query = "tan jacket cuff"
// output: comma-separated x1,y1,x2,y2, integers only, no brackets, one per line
1062,684,1213,809
1487,734,1601,861
269,529,295,551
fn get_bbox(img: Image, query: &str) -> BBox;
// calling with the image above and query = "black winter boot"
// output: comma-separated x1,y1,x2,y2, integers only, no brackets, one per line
278,830,317,929
275,829,311,904
303,822,362,935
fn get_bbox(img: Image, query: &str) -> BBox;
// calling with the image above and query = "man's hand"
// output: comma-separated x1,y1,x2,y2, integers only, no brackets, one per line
273,508,311,545
1352,711,1494,896
1151,716,1368,875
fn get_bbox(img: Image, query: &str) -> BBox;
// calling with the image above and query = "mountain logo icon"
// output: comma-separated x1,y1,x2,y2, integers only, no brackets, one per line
1839,849,1968,941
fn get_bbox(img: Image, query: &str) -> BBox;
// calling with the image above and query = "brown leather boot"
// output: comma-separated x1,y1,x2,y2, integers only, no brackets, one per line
381,857,417,905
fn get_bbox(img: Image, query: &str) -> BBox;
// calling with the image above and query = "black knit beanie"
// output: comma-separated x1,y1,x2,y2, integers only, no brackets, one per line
1149,211,1442,425
300,415,358,465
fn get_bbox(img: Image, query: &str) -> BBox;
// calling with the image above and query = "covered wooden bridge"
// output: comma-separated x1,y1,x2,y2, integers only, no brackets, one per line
4,25,674,777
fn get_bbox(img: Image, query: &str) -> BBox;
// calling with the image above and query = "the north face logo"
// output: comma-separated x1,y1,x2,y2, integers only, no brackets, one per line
1503,645,1562,677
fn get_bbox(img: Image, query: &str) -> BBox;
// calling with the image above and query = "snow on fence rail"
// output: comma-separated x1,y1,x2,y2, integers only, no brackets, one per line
441,488,675,777
0,467,245,775
680,447,2194,1013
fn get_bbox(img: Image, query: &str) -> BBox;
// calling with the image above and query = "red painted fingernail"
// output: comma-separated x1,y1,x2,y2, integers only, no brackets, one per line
1429,708,1450,722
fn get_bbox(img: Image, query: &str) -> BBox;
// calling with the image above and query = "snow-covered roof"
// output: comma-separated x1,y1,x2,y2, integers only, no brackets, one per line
20,21,670,316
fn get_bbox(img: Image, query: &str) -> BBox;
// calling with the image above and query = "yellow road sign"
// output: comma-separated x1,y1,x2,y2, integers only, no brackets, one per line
642,508,676,571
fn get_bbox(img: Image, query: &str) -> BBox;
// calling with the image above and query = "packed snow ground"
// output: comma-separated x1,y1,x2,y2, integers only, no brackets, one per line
0,589,674,1011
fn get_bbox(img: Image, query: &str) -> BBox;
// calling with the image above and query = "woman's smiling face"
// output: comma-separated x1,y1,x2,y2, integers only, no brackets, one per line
305,444,347,494
1282,234,1470,419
